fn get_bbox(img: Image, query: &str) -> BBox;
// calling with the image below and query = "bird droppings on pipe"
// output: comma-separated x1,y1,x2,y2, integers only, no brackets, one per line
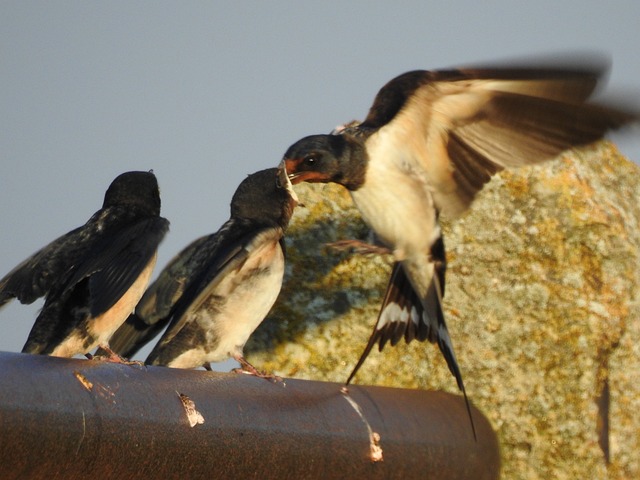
341,386,383,462
73,371,93,392
177,391,205,427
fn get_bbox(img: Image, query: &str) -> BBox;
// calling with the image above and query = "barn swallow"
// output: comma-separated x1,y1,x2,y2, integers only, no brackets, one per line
0,171,169,358
105,166,298,374
282,57,637,436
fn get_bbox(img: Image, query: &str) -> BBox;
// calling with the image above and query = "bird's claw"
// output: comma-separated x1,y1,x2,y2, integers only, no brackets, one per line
326,239,391,256
233,356,285,384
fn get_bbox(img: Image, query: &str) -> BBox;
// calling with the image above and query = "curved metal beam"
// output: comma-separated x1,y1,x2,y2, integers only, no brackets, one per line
0,352,500,479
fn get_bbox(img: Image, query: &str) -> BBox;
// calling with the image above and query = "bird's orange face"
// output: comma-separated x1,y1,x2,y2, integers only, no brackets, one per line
282,156,334,185
280,134,364,190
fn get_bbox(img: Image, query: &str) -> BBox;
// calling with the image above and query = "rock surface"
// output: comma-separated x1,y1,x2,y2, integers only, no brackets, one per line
246,142,639,480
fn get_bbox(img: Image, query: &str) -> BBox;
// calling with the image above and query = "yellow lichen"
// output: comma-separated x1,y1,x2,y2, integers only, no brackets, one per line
246,142,640,480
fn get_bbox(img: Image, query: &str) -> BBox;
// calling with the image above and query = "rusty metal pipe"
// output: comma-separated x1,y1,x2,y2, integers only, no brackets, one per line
0,352,500,479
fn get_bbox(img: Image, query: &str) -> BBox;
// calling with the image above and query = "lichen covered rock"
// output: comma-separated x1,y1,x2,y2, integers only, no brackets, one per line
246,142,640,479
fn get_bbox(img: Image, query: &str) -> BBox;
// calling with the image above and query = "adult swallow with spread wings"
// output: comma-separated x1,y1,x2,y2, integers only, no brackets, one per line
282,57,637,435
105,166,298,374
0,171,169,358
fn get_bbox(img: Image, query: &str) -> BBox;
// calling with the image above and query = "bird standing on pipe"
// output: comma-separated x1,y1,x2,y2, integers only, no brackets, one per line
105,166,298,375
0,171,169,358
281,56,638,437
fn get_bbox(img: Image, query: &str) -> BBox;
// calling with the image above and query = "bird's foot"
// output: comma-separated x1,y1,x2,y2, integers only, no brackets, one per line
89,345,143,367
326,239,392,256
232,356,284,384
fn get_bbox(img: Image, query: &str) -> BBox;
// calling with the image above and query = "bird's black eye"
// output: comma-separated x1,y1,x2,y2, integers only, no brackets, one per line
304,155,317,165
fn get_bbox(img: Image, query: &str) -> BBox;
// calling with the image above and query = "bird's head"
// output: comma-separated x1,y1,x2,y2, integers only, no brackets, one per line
231,167,298,230
103,170,161,215
281,134,366,191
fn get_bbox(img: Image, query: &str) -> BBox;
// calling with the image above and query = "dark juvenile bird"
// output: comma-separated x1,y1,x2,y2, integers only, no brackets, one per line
0,171,169,357
281,57,637,434
105,166,298,373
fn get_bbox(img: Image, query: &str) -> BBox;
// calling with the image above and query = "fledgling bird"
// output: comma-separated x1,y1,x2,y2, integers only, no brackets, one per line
105,166,298,374
281,57,637,436
0,171,169,358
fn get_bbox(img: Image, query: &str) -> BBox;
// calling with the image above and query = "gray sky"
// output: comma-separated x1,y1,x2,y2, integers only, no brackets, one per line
1,1,639,361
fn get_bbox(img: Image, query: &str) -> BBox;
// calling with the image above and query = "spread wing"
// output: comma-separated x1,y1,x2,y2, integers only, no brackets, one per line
1,211,168,320
360,60,636,217
0,225,90,308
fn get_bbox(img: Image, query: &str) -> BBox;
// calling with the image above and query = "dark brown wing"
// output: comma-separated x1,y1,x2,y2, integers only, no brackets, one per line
359,61,636,217
0,225,91,308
